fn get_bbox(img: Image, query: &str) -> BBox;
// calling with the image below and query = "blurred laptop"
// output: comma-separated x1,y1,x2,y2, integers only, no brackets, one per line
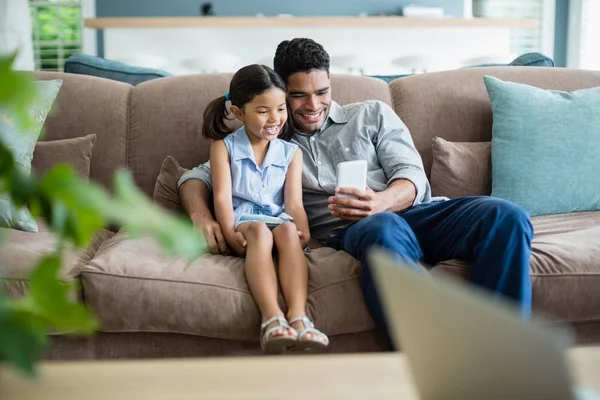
368,248,600,400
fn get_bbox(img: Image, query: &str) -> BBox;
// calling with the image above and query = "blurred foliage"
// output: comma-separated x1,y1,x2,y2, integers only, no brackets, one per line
0,54,37,130
0,52,208,377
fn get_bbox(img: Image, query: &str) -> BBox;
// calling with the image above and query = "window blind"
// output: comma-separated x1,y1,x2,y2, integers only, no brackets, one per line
29,0,83,71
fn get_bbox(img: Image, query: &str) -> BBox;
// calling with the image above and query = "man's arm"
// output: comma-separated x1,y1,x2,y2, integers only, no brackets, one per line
371,100,430,208
178,161,213,192
329,101,430,221
374,178,416,212
178,161,228,255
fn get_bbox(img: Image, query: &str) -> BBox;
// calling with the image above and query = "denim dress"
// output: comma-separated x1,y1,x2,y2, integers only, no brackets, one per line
223,128,298,229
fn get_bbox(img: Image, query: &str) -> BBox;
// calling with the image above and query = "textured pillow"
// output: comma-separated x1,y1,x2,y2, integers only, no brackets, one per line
0,79,62,232
32,134,96,179
430,137,491,198
153,156,189,214
64,53,172,86
508,52,554,67
484,75,600,216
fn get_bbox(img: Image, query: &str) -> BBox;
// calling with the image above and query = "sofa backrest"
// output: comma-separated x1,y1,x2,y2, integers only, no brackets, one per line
390,67,600,177
34,67,600,196
34,71,129,190
128,73,392,195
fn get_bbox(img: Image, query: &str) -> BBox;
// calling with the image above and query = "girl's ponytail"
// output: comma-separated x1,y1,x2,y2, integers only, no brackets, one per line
202,95,232,140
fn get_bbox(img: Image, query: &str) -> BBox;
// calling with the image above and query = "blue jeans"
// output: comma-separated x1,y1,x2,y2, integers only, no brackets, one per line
326,196,533,349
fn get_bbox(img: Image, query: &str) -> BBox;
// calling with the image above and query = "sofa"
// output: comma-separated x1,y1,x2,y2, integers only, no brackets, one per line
1,66,599,361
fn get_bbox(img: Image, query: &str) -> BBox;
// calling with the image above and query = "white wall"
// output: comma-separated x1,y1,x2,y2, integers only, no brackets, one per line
103,25,513,75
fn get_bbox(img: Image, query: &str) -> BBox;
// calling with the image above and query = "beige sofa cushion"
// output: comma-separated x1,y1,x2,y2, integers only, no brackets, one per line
34,72,130,190
82,234,373,340
0,220,113,298
32,134,97,179
432,212,600,324
153,156,189,214
128,74,393,197
430,137,491,198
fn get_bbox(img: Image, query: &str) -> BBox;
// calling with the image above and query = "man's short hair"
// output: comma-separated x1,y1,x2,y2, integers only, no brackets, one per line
273,38,330,83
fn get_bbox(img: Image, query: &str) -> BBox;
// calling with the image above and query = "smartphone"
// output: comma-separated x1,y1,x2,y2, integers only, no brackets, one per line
336,160,367,199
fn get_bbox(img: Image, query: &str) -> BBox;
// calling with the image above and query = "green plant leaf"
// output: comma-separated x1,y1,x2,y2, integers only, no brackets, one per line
7,166,37,207
37,165,107,247
0,295,47,378
34,165,208,257
0,52,37,131
0,141,15,182
15,252,98,334
111,170,208,259
0,50,208,379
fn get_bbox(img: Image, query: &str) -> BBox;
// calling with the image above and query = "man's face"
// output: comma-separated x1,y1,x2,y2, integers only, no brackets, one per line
286,70,332,134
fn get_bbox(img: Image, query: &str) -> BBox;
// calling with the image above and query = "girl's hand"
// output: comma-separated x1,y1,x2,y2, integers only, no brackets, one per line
226,231,247,257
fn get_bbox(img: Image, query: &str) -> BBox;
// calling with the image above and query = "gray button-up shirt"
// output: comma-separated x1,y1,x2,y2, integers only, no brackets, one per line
178,100,431,242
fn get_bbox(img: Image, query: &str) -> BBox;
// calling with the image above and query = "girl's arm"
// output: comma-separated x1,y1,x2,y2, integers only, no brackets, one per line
210,140,237,244
284,149,311,247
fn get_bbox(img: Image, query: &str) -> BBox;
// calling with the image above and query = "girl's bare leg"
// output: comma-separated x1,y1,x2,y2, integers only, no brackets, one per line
238,222,294,339
272,222,324,343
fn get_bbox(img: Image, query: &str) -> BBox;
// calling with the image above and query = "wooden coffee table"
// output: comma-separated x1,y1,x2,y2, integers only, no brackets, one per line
2,347,599,399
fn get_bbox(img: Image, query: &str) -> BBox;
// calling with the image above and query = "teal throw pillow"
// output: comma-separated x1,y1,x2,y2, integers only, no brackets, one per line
0,79,63,232
64,53,172,85
484,75,600,216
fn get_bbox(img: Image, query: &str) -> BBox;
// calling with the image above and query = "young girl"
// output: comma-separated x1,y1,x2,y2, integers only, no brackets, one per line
203,64,329,354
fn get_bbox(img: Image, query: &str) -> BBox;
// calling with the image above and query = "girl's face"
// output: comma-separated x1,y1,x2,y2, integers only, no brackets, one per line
231,88,287,143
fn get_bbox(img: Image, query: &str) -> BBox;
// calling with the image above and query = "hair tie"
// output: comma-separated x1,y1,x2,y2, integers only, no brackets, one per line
224,93,231,101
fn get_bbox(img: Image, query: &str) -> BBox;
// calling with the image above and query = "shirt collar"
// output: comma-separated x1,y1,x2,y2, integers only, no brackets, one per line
327,101,348,124
263,139,286,167
231,127,286,167
294,101,348,137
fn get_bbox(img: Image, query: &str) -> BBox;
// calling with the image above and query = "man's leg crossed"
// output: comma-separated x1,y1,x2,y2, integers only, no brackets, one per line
327,197,533,349
401,196,533,318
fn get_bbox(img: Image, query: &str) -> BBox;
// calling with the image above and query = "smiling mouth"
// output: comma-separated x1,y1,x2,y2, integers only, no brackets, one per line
298,110,324,123
264,126,280,135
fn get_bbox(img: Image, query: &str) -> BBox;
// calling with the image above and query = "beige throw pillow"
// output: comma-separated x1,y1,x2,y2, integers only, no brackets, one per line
430,137,491,198
32,134,97,179
153,155,189,214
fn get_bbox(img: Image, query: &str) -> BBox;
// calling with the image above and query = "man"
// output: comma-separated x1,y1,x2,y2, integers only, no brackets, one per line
178,38,533,342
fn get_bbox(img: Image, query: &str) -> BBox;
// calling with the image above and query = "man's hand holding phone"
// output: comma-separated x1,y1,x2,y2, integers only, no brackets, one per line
329,185,384,221
329,160,384,221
